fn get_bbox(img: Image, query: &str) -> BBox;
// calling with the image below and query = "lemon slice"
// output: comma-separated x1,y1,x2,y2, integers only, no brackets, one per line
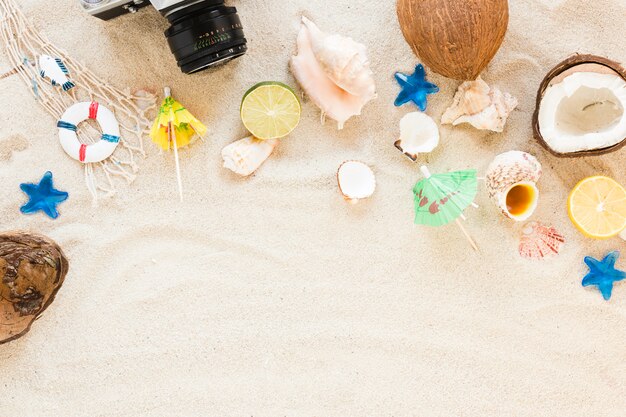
568,176,626,239
240,82,301,140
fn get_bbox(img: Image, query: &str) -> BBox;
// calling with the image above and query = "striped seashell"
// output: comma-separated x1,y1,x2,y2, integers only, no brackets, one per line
519,222,565,260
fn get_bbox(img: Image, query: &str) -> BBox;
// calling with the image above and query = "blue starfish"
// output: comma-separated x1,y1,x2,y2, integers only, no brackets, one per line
582,251,625,300
20,171,69,219
394,64,439,111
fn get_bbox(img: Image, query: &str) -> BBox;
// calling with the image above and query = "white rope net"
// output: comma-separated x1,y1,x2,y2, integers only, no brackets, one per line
0,0,156,203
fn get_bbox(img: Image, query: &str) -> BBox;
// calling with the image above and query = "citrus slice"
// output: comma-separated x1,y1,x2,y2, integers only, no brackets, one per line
567,176,626,239
240,82,301,140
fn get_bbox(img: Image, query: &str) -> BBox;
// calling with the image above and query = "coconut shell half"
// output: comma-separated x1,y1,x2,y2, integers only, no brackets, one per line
0,232,68,344
533,54,626,157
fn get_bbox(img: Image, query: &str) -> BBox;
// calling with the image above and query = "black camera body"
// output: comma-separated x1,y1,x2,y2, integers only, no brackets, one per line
81,0,247,74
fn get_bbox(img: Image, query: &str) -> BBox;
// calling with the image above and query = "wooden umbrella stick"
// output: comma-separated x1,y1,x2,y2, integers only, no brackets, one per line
169,122,184,203
455,218,479,252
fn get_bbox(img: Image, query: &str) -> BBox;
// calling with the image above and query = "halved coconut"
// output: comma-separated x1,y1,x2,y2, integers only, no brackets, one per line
534,55,626,156
395,112,439,161
337,161,376,203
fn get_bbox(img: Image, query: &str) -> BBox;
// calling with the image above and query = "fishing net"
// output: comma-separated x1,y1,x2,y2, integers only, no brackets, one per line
0,0,156,204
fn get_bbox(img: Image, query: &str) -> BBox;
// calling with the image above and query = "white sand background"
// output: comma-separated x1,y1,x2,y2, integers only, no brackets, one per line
1,0,625,415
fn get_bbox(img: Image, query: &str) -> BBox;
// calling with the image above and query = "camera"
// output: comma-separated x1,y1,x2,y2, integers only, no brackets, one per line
80,0,247,74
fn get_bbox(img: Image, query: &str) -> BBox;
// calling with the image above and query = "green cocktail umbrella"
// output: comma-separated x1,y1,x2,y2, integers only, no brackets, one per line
413,166,479,251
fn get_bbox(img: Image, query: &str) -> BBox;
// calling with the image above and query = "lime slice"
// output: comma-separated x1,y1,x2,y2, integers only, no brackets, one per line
568,176,626,239
240,82,301,140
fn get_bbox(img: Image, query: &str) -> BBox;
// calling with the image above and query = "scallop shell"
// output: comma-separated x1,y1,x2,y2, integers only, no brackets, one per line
291,17,376,129
337,160,376,203
441,77,517,133
395,112,439,161
519,222,565,260
222,136,278,177
485,151,542,221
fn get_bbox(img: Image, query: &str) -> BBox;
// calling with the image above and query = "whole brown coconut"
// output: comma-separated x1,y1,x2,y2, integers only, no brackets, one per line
0,232,68,344
397,0,509,80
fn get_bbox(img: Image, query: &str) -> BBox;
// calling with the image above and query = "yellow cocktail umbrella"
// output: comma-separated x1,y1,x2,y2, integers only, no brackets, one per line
150,87,207,201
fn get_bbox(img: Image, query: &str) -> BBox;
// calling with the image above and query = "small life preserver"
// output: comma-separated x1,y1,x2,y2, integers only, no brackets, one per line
57,101,120,163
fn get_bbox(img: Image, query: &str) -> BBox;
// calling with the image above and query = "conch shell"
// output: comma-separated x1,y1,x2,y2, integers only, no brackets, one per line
222,136,278,177
291,17,377,129
442,78,517,132
485,151,542,221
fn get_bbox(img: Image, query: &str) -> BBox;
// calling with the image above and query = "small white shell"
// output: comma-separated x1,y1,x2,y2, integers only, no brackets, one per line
485,151,542,221
395,112,440,161
519,222,565,260
222,136,278,177
290,17,376,129
442,77,517,133
337,161,376,202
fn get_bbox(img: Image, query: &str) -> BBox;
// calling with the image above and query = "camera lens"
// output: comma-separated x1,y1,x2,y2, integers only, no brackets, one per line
163,0,247,74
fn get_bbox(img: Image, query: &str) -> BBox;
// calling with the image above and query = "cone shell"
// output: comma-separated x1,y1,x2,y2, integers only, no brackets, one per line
519,222,565,260
222,136,278,177
485,151,542,221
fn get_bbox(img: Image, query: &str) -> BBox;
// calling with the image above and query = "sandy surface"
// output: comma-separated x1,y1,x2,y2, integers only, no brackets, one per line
1,0,625,415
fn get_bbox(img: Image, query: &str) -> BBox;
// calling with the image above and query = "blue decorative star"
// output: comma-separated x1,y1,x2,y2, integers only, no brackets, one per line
582,251,625,300
394,64,440,111
20,171,69,219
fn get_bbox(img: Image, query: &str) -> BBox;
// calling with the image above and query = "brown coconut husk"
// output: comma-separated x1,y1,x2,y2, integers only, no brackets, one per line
397,0,509,81
0,232,68,344
533,54,626,157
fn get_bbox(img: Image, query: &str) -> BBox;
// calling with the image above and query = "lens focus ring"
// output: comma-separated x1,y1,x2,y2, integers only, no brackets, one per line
164,3,247,74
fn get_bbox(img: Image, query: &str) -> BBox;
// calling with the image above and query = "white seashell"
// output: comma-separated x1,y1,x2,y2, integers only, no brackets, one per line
222,136,278,177
291,17,376,129
395,112,439,161
485,151,542,221
337,161,376,203
519,222,565,260
442,77,517,133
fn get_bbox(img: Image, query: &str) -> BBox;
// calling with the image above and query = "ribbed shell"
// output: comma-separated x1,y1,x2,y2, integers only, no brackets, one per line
519,222,565,260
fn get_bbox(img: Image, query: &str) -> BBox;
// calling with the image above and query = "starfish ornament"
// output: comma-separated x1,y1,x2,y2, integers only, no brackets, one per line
582,251,625,300
20,171,69,219
394,64,439,111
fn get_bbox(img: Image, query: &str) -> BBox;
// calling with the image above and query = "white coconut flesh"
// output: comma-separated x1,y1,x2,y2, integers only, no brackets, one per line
396,112,440,160
538,71,626,153
337,161,376,200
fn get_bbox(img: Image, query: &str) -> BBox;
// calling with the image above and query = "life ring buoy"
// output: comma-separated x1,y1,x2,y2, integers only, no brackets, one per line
57,101,120,163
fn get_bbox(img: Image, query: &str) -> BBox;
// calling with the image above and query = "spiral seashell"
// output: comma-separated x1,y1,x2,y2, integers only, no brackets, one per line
485,151,542,221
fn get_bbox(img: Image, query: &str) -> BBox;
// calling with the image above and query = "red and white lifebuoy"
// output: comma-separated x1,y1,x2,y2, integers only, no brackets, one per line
57,101,120,163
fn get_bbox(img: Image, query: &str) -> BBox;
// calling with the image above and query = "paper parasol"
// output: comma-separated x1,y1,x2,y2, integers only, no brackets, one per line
150,87,207,201
413,166,479,251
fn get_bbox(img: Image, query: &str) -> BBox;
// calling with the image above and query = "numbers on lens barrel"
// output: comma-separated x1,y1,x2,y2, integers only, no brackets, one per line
194,33,232,51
